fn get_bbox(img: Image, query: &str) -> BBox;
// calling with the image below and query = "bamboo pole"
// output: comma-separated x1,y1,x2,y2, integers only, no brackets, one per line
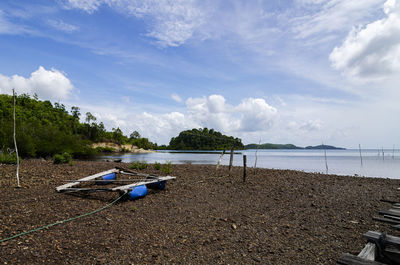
13,89,20,187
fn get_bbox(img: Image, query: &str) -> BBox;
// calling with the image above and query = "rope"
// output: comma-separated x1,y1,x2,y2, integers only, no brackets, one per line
0,192,127,243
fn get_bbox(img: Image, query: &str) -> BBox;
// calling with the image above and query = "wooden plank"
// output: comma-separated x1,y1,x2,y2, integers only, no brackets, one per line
229,147,234,171
358,242,375,260
111,176,176,192
363,231,400,247
372,216,400,224
60,188,114,192
384,214,400,221
56,168,119,192
379,209,400,217
243,155,247,183
337,253,385,265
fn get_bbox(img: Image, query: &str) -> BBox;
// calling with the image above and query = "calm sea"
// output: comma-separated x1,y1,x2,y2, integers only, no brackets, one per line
100,149,400,179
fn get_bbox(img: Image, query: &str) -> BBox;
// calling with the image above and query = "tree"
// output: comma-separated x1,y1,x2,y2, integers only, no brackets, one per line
129,131,141,140
85,112,96,124
112,127,124,145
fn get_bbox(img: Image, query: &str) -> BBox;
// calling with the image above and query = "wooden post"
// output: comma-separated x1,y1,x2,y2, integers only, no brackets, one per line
228,147,234,171
13,89,20,187
243,155,247,183
323,142,328,174
216,150,225,170
359,144,363,167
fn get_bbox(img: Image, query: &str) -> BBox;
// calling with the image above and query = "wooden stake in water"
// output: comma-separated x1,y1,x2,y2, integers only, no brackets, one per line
393,145,395,160
254,139,261,169
229,147,234,171
13,89,20,187
216,150,225,170
382,147,385,161
243,155,247,183
359,144,363,167
323,143,328,174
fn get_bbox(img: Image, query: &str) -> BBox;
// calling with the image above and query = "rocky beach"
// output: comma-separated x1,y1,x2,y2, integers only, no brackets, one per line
1,160,400,264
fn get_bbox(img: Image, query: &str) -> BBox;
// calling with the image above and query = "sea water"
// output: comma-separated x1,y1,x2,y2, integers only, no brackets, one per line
100,149,400,179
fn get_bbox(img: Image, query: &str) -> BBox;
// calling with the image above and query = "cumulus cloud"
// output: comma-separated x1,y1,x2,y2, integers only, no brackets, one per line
236,98,278,131
185,95,278,133
329,0,400,81
0,66,74,100
81,95,279,144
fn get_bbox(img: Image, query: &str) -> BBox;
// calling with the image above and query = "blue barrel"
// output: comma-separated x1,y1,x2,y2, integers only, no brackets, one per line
129,185,147,200
146,180,166,190
96,172,116,185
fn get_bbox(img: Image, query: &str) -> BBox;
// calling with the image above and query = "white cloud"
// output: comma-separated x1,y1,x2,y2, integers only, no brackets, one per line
0,10,31,35
236,98,278,131
329,0,400,81
47,19,79,33
78,95,279,144
64,0,209,47
0,66,74,100
171,93,183,103
64,0,103,13
292,0,384,39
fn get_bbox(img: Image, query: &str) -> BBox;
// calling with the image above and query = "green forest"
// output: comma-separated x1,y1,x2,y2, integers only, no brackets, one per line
169,128,244,150
0,94,245,162
0,94,156,159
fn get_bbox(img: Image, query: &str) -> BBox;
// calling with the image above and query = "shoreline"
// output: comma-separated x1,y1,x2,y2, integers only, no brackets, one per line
1,160,400,264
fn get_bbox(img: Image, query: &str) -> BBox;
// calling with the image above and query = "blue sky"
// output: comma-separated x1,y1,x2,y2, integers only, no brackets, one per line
1,0,399,148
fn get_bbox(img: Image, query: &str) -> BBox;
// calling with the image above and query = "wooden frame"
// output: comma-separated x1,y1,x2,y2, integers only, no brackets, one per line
55,168,175,193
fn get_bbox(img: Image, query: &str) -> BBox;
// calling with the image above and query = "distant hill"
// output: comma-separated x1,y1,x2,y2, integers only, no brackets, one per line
245,143,302,149
245,143,345,150
168,128,244,150
305,144,345,150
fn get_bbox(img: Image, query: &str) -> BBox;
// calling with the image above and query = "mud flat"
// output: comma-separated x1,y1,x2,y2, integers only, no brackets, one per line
1,160,400,264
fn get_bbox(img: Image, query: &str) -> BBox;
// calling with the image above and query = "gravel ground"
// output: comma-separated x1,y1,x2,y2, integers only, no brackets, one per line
1,159,400,264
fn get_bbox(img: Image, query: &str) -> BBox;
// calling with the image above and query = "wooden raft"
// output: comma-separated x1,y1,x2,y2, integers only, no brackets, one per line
337,231,400,265
55,168,175,193
373,202,400,230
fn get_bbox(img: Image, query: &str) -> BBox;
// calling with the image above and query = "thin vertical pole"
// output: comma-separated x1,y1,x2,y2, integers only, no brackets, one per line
359,144,363,167
382,147,384,161
216,150,225,170
13,89,20,187
229,147,234,171
393,145,395,160
323,143,328,174
254,139,261,169
243,155,247,183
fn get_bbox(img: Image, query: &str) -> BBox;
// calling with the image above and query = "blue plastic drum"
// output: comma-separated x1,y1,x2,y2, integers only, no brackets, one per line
128,185,147,200
96,172,116,185
146,180,166,190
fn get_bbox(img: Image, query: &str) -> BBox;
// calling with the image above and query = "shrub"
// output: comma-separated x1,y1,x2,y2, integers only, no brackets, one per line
95,146,115,153
161,161,173,174
0,153,20,164
129,161,148,170
53,152,73,164
154,162,161,170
